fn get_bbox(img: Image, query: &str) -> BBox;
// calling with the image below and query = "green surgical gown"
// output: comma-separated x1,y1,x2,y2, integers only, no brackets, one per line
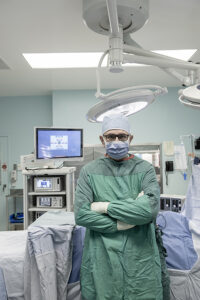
75,155,169,300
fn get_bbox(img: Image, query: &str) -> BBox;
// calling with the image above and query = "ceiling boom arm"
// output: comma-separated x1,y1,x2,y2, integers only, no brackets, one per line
106,0,120,37
83,0,200,121
123,50,200,86
162,68,195,86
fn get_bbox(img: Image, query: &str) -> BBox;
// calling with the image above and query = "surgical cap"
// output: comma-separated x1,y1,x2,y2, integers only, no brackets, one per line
102,113,131,135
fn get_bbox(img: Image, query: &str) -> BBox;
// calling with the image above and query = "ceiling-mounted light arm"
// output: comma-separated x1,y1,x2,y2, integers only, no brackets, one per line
83,0,200,118
123,34,143,49
106,0,120,37
162,68,194,86
195,68,200,83
123,49,200,87
106,0,123,72
123,44,195,64
108,28,123,72
163,69,199,86
187,70,195,85
123,53,200,70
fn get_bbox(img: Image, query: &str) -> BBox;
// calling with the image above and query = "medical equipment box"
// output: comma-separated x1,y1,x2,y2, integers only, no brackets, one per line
36,196,65,208
160,194,185,213
35,211,46,219
34,177,62,192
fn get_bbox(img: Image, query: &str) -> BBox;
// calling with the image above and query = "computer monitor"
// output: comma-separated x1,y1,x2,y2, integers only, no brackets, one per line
34,127,83,161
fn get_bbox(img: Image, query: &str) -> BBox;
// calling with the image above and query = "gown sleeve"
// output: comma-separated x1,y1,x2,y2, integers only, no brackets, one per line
107,165,160,225
74,167,118,233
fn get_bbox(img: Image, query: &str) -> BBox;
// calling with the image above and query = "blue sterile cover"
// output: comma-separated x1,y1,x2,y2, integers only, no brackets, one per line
9,212,24,223
157,211,198,270
68,226,85,283
0,267,7,300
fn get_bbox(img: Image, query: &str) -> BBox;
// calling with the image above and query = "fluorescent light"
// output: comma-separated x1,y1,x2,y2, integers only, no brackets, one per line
23,49,197,69
23,52,107,69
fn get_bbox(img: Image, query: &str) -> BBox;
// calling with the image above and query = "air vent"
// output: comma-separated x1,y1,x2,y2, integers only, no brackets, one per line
0,58,10,70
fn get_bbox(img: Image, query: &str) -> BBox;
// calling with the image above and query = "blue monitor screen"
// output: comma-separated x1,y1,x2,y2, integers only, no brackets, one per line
36,128,83,159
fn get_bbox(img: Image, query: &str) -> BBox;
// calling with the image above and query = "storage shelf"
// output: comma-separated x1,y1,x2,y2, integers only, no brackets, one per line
22,167,76,176
23,168,75,229
28,207,67,212
28,191,66,196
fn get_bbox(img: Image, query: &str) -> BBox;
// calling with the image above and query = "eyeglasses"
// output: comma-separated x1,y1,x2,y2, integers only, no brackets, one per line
103,134,129,142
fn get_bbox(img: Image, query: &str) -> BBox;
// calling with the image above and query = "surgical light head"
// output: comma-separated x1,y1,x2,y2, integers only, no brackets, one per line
179,84,200,108
87,85,167,123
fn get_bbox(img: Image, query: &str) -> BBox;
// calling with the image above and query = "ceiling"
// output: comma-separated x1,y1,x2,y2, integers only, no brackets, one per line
0,0,200,97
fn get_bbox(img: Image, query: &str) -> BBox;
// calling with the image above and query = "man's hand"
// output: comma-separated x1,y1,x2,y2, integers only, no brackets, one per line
91,203,135,229
91,202,110,214
117,220,135,231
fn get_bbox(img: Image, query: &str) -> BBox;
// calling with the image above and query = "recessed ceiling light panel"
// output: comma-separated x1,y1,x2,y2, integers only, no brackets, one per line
23,52,107,69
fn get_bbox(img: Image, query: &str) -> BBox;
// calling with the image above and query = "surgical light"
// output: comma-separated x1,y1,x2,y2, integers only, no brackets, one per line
179,85,200,109
83,0,200,122
87,84,167,122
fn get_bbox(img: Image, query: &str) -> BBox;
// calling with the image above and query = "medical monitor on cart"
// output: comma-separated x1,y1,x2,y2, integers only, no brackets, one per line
34,127,83,162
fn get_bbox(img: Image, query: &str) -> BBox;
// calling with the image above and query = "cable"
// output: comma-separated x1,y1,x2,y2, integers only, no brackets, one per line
96,50,109,96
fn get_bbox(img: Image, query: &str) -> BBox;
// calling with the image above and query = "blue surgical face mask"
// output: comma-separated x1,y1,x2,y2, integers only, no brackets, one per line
105,141,129,160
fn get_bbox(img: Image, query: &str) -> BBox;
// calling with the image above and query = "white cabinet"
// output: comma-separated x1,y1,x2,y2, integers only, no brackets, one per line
22,167,76,229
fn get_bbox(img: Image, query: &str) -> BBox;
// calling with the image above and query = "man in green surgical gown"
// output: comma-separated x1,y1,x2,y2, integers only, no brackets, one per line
74,114,169,300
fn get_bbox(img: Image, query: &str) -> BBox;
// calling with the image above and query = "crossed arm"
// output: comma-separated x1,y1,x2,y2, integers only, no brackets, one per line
74,166,160,233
